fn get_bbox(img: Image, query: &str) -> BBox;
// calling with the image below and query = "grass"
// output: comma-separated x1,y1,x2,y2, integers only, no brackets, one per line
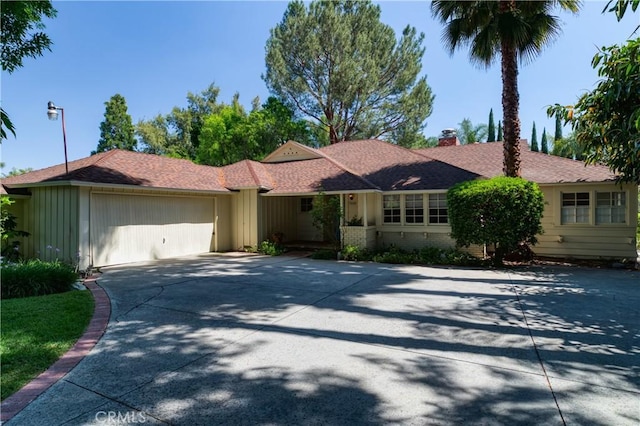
0,290,94,401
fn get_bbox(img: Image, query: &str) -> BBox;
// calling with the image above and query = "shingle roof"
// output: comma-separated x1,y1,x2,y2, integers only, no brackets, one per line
415,141,617,183
319,139,479,190
1,150,229,192
1,140,618,196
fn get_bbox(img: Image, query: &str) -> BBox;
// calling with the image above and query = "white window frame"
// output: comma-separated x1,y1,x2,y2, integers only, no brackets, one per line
561,192,590,224
596,191,626,224
383,195,401,224
405,194,424,224
428,193,448,224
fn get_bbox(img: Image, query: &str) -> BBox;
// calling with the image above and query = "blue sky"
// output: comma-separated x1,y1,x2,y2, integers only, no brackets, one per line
2,1,638,172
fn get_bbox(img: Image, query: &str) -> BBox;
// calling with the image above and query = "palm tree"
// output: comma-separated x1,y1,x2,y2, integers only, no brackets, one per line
431,0,580,177
457,118,488,144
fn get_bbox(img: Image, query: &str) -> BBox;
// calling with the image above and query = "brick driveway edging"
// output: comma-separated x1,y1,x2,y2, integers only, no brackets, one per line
0,276,110,423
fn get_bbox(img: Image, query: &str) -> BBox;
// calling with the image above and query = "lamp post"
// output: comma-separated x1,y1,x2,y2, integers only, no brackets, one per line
47,101,69,175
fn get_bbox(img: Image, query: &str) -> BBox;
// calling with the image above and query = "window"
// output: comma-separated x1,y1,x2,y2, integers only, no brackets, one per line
596,192,626,224
300,197,313,212
383,195,401,223
561,192,589,224
428,193,448,224
405,194,424,224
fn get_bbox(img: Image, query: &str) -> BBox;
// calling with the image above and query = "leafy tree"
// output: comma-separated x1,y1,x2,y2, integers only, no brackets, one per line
197,96,313,166
447,177,544,265
2,167,33,177
1,1,57,142
310,191,343,249
487,108,496,142
457,118,487,144
603,0,639,21
136,84,222,159
0,196,30,261
93,94,136,154
531,122,539,152
264,0,434,145
197,100,247,167
548,38,640,183
540,128,549,154
551,132,584,160
497,120,503,141
554,113,563,141
431,0,580,177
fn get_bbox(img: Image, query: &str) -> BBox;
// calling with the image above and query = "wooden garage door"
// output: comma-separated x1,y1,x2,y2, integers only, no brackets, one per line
91,193,215,266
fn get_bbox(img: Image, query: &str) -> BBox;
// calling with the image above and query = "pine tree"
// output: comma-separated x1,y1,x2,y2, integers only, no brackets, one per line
487,108,496,142
531,122,539,152
94,94,136,154
541,128,549,154
497,120,503,141
554,113,563,141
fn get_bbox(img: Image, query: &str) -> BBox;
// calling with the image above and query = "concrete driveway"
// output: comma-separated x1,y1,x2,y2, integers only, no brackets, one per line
8,253,639,425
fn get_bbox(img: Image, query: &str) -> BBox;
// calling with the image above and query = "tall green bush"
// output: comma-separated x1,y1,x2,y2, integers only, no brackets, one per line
1,259,78,299
447,177,544,265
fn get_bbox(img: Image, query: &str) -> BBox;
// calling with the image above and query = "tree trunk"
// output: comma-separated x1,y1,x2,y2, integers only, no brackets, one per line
500,0,521,177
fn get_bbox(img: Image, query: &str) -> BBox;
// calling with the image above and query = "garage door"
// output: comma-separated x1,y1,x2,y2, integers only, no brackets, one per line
91,193,215,266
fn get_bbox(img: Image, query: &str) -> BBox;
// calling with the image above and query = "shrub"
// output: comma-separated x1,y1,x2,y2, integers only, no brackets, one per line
257,240,284,256
372,246,416,264
636,212,639,249
1,259,79,299
448,177,544,265
341,244,373,261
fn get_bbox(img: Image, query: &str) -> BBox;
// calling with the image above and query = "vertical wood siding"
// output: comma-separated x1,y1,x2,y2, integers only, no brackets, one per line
260,196,299,242
19,187,79,264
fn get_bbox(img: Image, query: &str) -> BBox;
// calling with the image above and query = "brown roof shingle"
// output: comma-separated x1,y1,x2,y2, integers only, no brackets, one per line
415,141,617,183
1,150,229,192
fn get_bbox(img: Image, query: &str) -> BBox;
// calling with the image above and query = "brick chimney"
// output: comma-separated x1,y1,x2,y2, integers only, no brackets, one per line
438,128,460,147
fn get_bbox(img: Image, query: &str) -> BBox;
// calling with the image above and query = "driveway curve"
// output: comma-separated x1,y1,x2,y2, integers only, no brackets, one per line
7,253,639,425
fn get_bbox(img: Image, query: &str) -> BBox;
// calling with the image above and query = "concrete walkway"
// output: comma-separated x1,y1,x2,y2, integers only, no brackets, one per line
6,253,639,425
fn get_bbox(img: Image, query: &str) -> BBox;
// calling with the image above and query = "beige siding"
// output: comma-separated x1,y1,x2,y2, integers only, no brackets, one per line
90,192,215,266
260,196,299,242
534,183,637,259
231,189,259,250
16,187,80,264
215,195,232,251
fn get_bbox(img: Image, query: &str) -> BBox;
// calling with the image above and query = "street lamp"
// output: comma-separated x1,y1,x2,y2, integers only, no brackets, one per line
47,101,69,175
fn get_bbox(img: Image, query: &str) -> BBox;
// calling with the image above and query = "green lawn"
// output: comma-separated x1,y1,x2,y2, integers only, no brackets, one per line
0,290,94,400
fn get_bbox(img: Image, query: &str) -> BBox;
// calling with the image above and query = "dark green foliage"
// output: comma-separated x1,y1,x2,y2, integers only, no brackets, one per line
447,177,544,265
1,260,79,299
530,122,539,152
636,212,639,249
487,109,496,142
541,128,549,154
1,1,57,142
1,196,29,261
265,0,434,144
548,38,640,184
370,245,481,266
311,192,342,248
341,244,372,261
1,1,57,74
554,113,563,141
497,120,503,141
94,94,136,154
551,132,584,160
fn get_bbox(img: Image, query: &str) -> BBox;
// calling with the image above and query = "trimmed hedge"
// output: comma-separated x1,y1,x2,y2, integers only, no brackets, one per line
448,177,544,265
1,260,78,299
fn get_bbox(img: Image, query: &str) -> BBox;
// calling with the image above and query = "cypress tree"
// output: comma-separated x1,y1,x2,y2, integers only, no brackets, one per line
541,128,549,154
487,108,496,142
94,94,136,154
554,113,563,141
497,120,503,141
531,122,539,152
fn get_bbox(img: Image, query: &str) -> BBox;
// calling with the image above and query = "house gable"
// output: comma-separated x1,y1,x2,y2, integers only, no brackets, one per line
262,141,323,163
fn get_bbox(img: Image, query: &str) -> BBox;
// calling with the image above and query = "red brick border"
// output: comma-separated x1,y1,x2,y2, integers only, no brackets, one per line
0,276,110,423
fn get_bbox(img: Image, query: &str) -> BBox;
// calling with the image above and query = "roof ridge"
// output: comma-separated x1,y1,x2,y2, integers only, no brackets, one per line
247,160,276,189
314,145,381,191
